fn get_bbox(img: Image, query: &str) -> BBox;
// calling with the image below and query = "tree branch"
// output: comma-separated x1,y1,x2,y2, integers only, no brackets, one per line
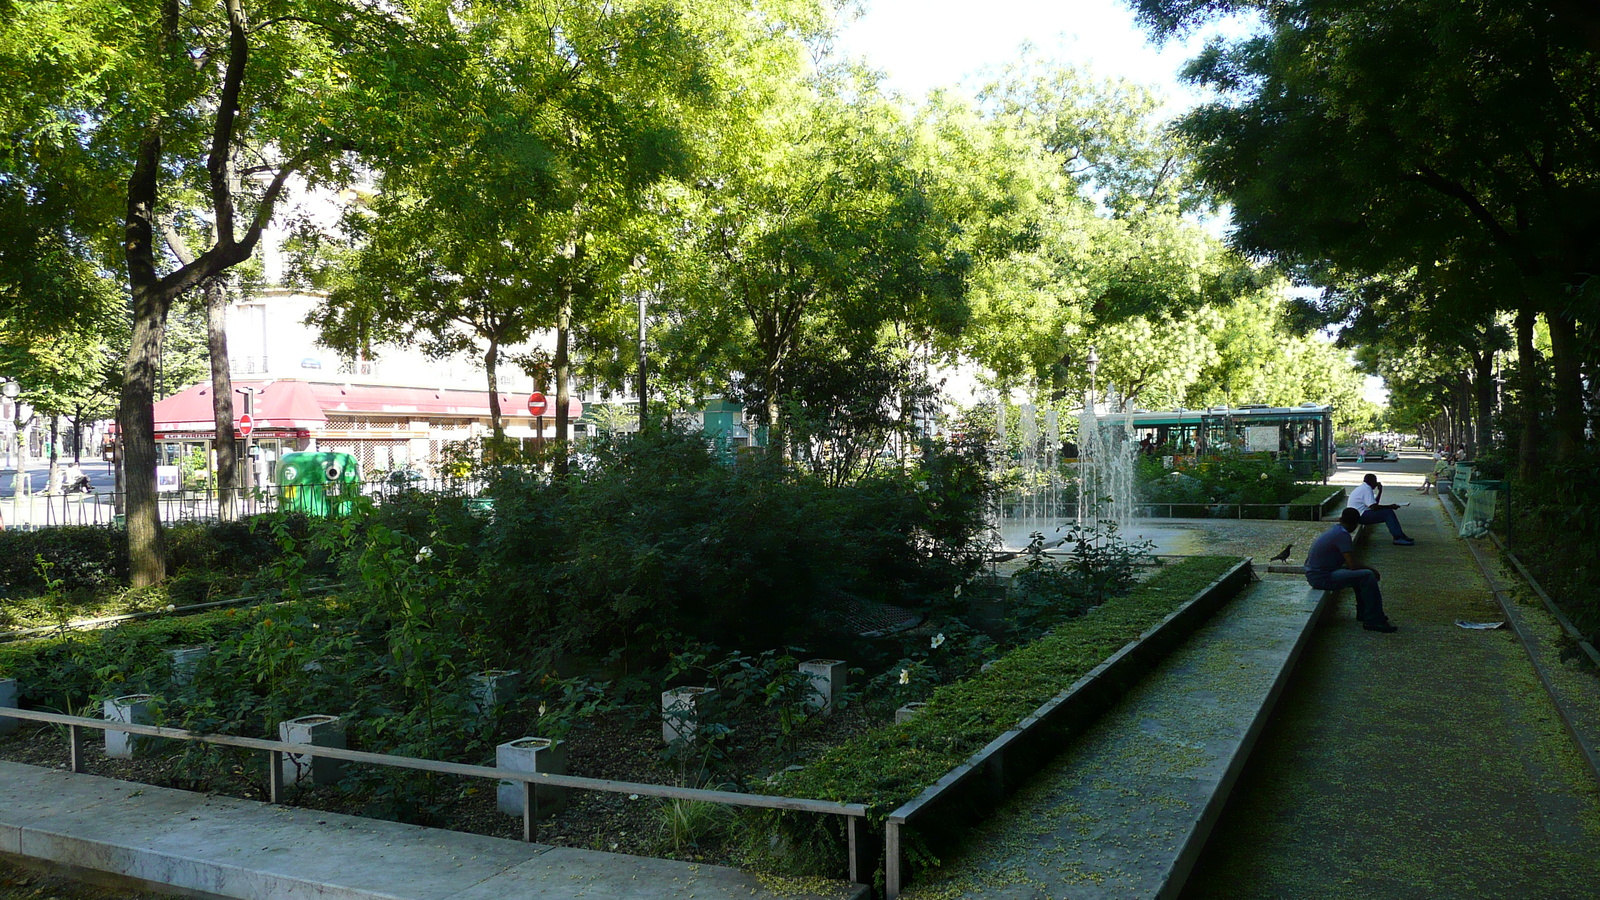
208,0,250,246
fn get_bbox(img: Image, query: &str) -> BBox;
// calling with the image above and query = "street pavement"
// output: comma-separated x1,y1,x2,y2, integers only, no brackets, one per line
0,460,116,495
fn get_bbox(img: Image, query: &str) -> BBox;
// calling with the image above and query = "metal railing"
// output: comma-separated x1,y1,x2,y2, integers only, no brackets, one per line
0,706,873,884
0,477,486,531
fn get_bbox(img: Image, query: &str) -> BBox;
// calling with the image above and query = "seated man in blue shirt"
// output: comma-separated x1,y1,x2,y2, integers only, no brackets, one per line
1350,473,1415,545
1304,507,1398,633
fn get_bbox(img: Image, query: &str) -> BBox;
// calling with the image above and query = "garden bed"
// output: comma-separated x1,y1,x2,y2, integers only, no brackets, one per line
758,556,1247,875
0,556,1248,881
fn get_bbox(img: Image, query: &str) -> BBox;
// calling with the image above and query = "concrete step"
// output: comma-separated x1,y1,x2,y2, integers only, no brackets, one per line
0,759,864,900
902,579,1327,899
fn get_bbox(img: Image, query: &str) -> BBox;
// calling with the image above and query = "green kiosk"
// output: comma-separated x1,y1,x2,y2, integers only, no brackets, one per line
276,451,361,516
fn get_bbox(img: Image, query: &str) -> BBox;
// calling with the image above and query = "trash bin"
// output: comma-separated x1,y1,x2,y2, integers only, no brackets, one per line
1459,477,1506,540
276,452,361,516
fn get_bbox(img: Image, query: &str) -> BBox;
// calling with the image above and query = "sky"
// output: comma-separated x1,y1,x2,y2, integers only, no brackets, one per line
830,0,1233,106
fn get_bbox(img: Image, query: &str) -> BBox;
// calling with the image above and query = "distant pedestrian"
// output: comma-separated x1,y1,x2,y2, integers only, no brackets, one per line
1305,507,1397,632
1351,473,1415,545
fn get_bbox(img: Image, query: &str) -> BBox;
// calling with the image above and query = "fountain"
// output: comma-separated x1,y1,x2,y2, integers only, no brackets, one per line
992,346,1198,556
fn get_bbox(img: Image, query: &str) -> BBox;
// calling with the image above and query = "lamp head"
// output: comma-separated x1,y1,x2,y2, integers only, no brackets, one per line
0,379,19,400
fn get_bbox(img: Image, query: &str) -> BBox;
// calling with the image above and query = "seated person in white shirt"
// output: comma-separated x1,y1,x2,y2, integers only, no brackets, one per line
1350,473,1415,545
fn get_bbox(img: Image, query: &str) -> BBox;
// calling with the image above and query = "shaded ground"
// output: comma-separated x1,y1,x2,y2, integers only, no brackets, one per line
0,855,172,900
1181,483,1600,899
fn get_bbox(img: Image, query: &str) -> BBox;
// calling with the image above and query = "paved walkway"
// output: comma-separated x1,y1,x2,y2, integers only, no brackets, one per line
900,580,1325,899
1181,473,1600,899
0,760,863,900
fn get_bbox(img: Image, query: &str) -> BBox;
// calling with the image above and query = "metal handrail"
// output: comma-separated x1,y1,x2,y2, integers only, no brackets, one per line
0,706,872,882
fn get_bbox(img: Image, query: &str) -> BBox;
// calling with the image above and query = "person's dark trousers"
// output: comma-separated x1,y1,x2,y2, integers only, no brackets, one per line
1359,507,1409,540
1307,568,1388,624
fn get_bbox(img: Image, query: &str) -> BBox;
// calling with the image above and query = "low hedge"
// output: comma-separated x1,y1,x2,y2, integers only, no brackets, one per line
1141,483,1341,521
0,526,129,592
767,556,1242,819
0,519,292,597
1286,485,1346,521
0,602,289,712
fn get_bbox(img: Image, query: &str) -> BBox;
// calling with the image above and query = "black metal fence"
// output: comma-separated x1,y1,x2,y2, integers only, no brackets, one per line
0,477,486,531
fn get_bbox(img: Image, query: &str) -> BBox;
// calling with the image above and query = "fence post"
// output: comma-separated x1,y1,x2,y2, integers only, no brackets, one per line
885,821,903,899
268,749,284,803
69,724,85,773
846,816,875,886
522,781,537,842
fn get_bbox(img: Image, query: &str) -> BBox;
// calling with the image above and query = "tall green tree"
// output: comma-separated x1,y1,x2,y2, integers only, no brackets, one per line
1,0,468,583
1134,0,1600,467
954,56,1252,403
669,75,972,456
312,0,829,467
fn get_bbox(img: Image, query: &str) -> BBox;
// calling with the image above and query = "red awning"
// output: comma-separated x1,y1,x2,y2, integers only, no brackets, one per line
153,380,326,431
152,379,520,432
305,382,518,417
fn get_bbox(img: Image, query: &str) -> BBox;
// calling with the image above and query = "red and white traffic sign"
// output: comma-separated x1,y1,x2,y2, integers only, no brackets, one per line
236,413,254,437
526,392,582,418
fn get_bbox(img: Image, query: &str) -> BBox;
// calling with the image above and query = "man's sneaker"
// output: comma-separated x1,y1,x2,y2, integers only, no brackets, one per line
1393,538,1416,546
1363,622,1399,633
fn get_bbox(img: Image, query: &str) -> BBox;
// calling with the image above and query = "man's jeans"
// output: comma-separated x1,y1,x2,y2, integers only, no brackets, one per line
1359,506,1408,539
1307,568,1387,624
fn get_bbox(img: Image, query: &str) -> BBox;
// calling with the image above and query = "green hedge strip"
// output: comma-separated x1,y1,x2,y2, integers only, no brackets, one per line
773,556,1243,816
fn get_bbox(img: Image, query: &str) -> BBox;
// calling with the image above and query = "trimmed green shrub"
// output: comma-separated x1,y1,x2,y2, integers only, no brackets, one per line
0,526,128,592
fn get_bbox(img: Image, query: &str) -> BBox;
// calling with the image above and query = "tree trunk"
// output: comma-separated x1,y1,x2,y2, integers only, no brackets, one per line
1545,308,1585,464
485,339,503,441
47,416,60,493
764,366,784,462
122,286,170,586
204,277,240,521
1514,308,1541,481
11,405,28,499
1472,351,1494,456
554,284,572,477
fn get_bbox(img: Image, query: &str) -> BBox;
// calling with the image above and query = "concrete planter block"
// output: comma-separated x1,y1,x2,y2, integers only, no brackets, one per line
0,678,17,736
166,646,209,686
661,686,717,744
278,714,345,786
895,702,929,725
104,694,158,759
495,737,568,817
799,659,847,712
468,669,523,715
